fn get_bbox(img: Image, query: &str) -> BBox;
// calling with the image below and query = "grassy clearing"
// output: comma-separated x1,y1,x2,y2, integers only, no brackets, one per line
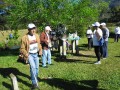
0,30,120,90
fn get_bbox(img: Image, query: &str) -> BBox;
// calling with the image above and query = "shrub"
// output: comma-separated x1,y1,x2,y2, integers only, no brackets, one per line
0,42,5,50
7,39,20,48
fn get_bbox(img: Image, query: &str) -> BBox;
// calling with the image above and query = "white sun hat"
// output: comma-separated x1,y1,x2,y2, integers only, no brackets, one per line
28,23,36,29
100,22,106,26
45,26,52,31
92,22,100,27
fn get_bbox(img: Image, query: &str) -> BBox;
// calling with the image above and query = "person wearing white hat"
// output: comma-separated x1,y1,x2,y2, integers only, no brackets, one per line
86,26,93,50
100,22,109,59
40,26,53,68
20,23,42,89
92,22,103,64
114,25,120,42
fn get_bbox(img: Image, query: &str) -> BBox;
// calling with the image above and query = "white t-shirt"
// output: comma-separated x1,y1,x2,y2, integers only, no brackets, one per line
93,28,103,46
46,33,52,47
115,27,120,34
28,35,38,53
86,29,93,38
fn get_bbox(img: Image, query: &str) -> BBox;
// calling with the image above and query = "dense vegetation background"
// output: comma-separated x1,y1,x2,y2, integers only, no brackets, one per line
1,0,119,36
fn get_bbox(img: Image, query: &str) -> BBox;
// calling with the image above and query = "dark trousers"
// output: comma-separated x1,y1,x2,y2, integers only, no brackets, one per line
88,38,93,49
114,34,120,42
94,46,101,61
100,46,103,57
102,41,108,58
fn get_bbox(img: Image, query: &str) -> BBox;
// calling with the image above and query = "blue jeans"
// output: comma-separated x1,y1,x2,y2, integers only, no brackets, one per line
42,49,51,67
103,41,108,58
28,53,39,85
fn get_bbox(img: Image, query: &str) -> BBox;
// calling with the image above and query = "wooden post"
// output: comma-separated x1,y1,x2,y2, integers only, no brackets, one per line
75,39,79,55
75,39,79,46
63,39,66,56
72,40,76,53
60,45,63,56
10,73,19,90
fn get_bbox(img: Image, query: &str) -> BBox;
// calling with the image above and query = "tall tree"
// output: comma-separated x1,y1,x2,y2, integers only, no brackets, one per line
109,0,120,22
4,0,109,36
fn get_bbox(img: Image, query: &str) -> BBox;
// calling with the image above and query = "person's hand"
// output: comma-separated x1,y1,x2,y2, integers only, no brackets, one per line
25,53,28,57
47,40,50,43
39,51,42,56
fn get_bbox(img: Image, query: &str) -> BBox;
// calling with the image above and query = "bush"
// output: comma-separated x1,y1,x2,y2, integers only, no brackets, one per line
0,42,5,51
7,39,20,48
0,42,5,48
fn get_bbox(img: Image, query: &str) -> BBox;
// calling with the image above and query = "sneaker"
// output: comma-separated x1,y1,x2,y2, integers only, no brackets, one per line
31,84,40,90
103,58,106,59
94,61,101,64
48,64,53,65
42,66,48,68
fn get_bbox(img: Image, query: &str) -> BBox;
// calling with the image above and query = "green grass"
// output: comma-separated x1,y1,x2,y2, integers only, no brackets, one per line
0,37,120,90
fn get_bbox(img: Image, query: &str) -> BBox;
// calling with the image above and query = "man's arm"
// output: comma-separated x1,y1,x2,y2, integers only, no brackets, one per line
104,28,109,39
40,32,48,45
20,37,28,57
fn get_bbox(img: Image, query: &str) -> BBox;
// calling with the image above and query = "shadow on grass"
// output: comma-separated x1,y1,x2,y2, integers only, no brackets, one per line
0,49,19,56
40,78,105,90
54,57,94,64
51,50,60,57
2,82,12,90
0,67,31,89
79,44,91,51
115,56,120,57
71,53,96,58
109,32,115,38
80,44,88,48
51,49,95,58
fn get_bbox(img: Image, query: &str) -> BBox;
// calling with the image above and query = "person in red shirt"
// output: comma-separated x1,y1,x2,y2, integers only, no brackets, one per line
40,26,52,68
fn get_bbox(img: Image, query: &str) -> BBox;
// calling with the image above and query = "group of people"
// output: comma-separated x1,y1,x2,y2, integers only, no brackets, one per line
86,22,109,64
20,23,53,89
19,21,111,89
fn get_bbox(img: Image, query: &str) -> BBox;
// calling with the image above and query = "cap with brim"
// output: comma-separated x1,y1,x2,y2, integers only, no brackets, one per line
45,26,52,31
100,23,106,26
92,22,100,27
28,23,36,29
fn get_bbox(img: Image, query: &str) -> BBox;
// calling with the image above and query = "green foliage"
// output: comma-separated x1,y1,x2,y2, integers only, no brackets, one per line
67,0,99,36
7,39,20,48
3,0,109,36
109,0,120,22
110,0,120,11
5,30,20,48
13,30,19,39
0,41,5,48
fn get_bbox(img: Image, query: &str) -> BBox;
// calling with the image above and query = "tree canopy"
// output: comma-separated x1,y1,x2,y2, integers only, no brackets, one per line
1,0,109,36
109,0,120,22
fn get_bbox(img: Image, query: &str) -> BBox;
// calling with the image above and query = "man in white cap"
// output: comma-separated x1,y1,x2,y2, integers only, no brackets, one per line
20,23,42,89
92,22,103,64
100,22,109,59
40,26,53,68
86,26,93,50
114,25,120,42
